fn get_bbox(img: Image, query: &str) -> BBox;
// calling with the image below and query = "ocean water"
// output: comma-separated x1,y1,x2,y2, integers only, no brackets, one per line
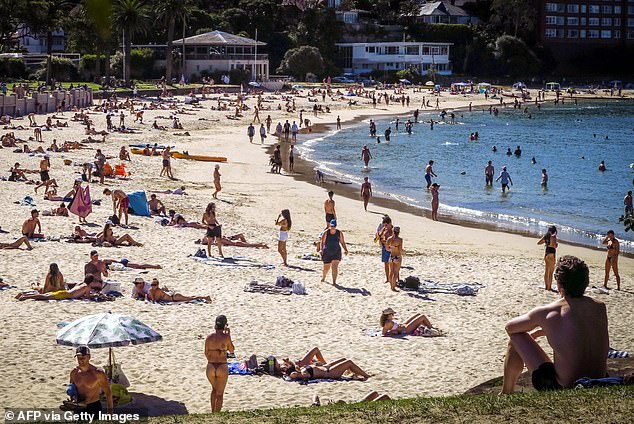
299,100,634,253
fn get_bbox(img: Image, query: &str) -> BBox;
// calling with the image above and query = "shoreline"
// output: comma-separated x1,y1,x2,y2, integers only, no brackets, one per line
278,101,634,258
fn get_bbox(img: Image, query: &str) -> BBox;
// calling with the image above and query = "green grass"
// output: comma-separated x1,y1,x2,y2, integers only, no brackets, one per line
15,80,209,92
149,386,634,424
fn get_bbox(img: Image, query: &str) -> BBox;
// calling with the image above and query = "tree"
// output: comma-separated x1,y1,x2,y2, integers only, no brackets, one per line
0,0,28,52
277,45,324,80
23,0,80,84
157,0,195,84
493,35,541,77
491,0,536,39
112,0,150,85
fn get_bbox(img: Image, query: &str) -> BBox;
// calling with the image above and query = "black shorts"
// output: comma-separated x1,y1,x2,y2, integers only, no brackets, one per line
83,401,102,421
325,213,335,223
162,159,169,167
206,225,222,238
40,170,50,182
485,175,493,184
531,362,562,391
322,249,342,264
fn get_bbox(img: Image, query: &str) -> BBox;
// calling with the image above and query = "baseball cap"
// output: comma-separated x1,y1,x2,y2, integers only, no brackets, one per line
75,346,90,357
121,258,129,266
382,307,396,315
329,219,337,227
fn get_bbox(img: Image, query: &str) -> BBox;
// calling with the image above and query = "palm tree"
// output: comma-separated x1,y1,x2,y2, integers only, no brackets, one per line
112,0,150,85
156,0,194,85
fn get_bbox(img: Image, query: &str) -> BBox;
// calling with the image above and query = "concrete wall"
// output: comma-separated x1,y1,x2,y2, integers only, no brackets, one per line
0,88,92,117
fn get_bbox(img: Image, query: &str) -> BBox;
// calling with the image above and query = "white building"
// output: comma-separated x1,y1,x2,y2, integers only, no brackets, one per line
169,31,269,81
336,41,453,76
16,25,66,54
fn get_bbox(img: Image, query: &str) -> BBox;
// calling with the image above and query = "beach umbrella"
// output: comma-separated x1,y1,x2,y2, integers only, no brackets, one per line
248,81,261,87
425,81,435,86
56,312,162,379
399,79,412,85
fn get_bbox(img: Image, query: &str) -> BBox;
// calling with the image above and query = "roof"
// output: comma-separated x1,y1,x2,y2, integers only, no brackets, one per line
173,30,265,46
417,1,470,17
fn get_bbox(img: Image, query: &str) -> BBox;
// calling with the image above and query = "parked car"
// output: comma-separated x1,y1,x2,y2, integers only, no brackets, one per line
333,76,355,84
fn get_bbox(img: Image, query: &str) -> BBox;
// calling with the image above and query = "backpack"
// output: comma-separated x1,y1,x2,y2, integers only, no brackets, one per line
404,276,420,290
275,276,294,288
194,248,207,258
110,214,120,225
258,355,281,376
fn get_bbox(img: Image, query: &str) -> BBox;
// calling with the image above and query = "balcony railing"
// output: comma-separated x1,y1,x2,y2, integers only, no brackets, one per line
185,53,268,61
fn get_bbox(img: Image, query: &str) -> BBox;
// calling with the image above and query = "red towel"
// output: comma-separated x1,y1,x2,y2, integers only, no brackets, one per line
69,185,92,218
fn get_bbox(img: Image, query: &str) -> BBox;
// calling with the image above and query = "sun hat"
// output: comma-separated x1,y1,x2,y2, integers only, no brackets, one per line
382,307,396,315
133,277,145,284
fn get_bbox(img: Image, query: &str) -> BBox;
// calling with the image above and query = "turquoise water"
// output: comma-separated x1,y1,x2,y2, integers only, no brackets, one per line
299,100,634,253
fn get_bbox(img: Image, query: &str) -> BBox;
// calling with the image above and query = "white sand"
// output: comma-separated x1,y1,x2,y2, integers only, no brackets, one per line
0,87,632,413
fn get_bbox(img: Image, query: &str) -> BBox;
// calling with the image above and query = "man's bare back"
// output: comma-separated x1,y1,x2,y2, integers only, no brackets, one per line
324,199,335,214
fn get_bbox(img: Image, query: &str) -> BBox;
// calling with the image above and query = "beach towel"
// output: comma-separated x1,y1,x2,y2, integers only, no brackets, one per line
283,375,354,385
418,280,484,296
298,253,321,261
574,376,625,388
244,281,292,295
146,299,210,305
228,361,253,375
69,185,92,219
608,348,630,359
0,285,17,291
366,327,443,338
127,191,151,216
18,195,36,207
193,256,275,269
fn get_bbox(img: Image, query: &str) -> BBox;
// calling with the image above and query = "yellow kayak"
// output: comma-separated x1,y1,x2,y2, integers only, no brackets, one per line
130,148,160,156
171,152,227,162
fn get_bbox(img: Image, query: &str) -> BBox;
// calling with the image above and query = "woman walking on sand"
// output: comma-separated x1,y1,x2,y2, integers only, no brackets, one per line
320,219,349,284
537,225,558,291
205,315,234,413
213,165,221,199
275,209,291,266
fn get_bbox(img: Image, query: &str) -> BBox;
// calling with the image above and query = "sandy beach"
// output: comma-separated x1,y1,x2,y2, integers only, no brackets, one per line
0,86,632,414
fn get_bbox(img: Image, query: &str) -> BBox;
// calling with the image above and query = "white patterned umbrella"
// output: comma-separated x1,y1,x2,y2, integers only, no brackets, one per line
56,312,162,348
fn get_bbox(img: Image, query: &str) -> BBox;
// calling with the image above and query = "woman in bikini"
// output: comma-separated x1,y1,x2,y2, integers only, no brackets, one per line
288,358,370,382
202,203,223,257
96,221,142,247
537,225,557,291
42,263,64,293
385,227,403,292
380,307,435,336
275,209,291,266
280,347,327,376
147,278,211,303
205,315,235,413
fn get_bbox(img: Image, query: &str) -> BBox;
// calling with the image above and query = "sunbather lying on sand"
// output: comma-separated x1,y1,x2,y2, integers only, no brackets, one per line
380,308,437,336
104,258,162,269
168,210,205,228
16,275,102,301
42,203,69,217
311,390,390,406
146,278,211,302
0,277,10,288
96,221,142,247
200,233,269,249
287,358,370,382
0,236,33,250
280,347,327,375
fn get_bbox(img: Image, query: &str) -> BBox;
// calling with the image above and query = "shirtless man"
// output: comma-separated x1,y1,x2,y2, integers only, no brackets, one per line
84,250,108,285
147,278,212,302
22,209,43,238
103,188,129,225
361,145,372,168
385,227,403,292
69,346,113,419
324,191,336,224
39,155,51,184
424,160,437,189
213,165,221,199
378,216,393,284
0,236,33,250
484,160,494,187
161,147,174,179
624,191,633,216
148,194,167,216
94,149,106,184
119,146,131,161
602,230,621,290
361,177,372,211
501,255,608,393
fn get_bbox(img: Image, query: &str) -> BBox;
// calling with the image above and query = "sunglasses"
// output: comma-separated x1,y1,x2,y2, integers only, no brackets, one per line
151,283,158,287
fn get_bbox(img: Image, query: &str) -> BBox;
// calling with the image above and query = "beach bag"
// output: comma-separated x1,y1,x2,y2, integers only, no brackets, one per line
292,282,306,295
194,248,207,258
276,276,293,288
404,276,420,290
259,356,281,376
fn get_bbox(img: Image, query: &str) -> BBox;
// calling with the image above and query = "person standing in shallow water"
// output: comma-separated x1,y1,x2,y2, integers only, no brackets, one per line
485,161,494,187
361,177,372,211
537,225,557,291
496,166,513,193
205,315,235,413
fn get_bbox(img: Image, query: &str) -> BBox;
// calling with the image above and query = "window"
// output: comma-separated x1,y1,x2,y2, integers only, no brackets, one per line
385,46,399,55
601,5,612,14
614,30,621,38
405,45,419,55
545,28,558,38
588,30,600,38
614,18,621,26
581,5,586,13
629,30,634,39
629,18,634,27
567,4,579,13
580,29,586,38
567,17,579,25
602,18,612,26
589,17,600,26
545,3,559,12
546,16,557,24
589,5,600,14
580,17,587,25
614,6,621,13
365,46,376,53
601,30,612,38
568,29,579,38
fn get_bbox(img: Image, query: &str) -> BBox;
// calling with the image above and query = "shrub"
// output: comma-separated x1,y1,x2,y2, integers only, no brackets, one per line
33,56,78,81
0,57,27,78
130,48,156,79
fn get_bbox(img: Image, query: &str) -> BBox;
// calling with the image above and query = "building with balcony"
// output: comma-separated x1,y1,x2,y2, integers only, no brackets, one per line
166,30,269,80
414,0,478,25
336,41,453,76
537,1,634,46
16,25,66,54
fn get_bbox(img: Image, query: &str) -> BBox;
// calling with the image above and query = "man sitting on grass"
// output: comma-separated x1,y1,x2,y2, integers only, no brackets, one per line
501,255,609,393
